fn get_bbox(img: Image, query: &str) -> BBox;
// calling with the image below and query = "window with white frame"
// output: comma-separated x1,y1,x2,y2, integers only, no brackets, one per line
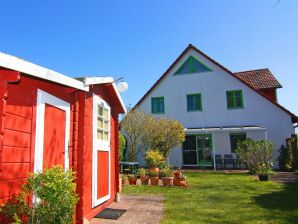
95,98,111,149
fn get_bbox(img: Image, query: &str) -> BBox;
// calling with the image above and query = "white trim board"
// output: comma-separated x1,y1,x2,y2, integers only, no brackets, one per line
92,94,111,207
34,89,70,173
0,52,88,91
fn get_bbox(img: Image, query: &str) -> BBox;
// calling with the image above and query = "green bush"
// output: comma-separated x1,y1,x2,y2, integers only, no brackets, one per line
0,166,79,224
279,144,293,171
236,139,274,176
119,132,126,161
294,170,298,175
145,150,165,168
148,170,159,177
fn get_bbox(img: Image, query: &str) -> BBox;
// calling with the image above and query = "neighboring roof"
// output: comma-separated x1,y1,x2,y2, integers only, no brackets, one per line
0,51,126,113
0,51,88,91
234,68,282,90
134,44,297,123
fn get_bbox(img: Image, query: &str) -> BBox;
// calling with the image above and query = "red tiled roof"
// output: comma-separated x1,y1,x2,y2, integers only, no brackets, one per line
234,68,282,90
134,44,297,123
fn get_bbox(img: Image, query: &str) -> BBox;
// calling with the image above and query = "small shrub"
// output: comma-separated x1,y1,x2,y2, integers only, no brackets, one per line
138,168,147,177
148,170,159,177
236,139,274,176
145,150,165,168
0,166,78,224
160,167,173,178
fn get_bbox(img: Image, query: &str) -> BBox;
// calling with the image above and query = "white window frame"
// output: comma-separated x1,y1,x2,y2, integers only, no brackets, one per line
92,94,111,207
34,89,70,173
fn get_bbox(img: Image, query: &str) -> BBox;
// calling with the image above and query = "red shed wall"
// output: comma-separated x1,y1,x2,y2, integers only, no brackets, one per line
77,85,119,222
0,74,77,219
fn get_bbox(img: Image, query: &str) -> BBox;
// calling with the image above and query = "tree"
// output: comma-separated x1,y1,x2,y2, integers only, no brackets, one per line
119,132,126,161
155,118,185,159
120,108,152,161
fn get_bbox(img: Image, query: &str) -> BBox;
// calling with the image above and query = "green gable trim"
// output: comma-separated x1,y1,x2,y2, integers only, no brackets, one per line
151,97,165,114
226,90,244,109
174,55,212,75
187,93,202,112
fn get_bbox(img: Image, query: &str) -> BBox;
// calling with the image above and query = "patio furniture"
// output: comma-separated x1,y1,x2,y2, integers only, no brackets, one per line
223,154,235,169
215,154,223,169
120,161,139,174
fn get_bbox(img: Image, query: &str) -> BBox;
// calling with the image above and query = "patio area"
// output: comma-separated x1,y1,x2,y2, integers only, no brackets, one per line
91,195,164,224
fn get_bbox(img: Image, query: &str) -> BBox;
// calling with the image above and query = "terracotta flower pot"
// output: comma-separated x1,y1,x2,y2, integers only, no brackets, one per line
173,178,187,187
258,174,269,181
140,175,149,185
150,176,159,185
149,167,160,173
128,177,137,185
161,177,173,186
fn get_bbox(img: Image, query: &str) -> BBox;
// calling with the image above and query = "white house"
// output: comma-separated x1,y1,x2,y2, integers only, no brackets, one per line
134,44,297,168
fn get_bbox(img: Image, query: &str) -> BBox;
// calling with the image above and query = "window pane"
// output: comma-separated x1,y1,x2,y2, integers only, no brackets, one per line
194,95,201,110
103,132,108,141
235,96,242,107
152,97,164,113
230,133,246,153
97,130,103,140
103,109,109,119
97,118,103,129
187,95,194,111
98,105,103,116
103,121,109,130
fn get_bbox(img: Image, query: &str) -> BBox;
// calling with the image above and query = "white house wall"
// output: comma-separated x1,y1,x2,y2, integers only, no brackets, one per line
138,48,294,166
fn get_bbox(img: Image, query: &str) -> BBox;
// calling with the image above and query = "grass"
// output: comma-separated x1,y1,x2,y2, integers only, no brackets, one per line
122,172,298,224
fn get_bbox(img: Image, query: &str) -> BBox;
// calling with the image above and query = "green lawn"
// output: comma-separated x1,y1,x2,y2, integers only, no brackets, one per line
122,172,298,224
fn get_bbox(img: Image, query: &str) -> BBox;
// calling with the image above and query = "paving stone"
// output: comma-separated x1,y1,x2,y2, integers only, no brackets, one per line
91,194,164,224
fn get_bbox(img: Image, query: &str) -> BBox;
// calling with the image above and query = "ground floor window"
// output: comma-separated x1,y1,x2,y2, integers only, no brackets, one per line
230,133,246,153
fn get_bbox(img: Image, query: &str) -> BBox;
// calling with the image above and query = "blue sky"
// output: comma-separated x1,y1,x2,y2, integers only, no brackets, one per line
0,0,297,115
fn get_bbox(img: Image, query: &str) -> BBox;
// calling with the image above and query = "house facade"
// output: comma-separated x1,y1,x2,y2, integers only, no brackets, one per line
0,52,126,223
135,44,297,168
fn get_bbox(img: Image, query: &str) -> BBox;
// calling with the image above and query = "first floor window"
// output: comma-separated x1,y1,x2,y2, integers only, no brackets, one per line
151,97,165,114
187,93,202,111
230,133,246,153
226,90,244,109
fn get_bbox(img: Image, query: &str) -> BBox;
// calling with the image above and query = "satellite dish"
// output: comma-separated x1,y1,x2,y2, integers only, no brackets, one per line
117,81,128,93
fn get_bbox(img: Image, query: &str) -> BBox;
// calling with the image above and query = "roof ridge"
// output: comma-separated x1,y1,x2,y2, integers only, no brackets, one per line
234,68,269,74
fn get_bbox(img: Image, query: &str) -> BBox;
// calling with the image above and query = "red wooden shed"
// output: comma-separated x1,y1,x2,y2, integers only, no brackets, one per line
0,52,126,223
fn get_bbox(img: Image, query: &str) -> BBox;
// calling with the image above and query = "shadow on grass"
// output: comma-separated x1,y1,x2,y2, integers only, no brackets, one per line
254,183,298,223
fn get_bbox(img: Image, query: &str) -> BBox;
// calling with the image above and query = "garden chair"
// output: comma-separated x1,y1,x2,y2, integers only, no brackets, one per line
224,154,235,169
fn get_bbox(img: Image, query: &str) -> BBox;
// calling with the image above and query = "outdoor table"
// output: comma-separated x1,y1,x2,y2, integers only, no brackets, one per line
120,161,139,174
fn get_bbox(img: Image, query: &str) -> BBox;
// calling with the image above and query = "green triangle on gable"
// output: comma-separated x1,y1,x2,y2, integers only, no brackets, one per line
174,55,212,75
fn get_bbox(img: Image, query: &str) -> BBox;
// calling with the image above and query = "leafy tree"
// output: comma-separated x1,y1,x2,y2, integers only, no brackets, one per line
120,108,153,161
154,118,185,159
119,132,126,161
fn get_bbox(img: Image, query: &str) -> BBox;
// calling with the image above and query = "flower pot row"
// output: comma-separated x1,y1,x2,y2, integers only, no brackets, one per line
121,168,187,187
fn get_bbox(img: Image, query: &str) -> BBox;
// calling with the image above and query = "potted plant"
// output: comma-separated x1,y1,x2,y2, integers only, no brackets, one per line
149,170,159,186
138,168,149,185
128,174,137,185
256,162,272,181
173,170,187,187
145,150,165,173
121,174,129,186
160,167,173,187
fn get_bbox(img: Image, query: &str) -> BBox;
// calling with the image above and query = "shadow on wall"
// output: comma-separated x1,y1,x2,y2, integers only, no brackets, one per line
253,183,298,223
